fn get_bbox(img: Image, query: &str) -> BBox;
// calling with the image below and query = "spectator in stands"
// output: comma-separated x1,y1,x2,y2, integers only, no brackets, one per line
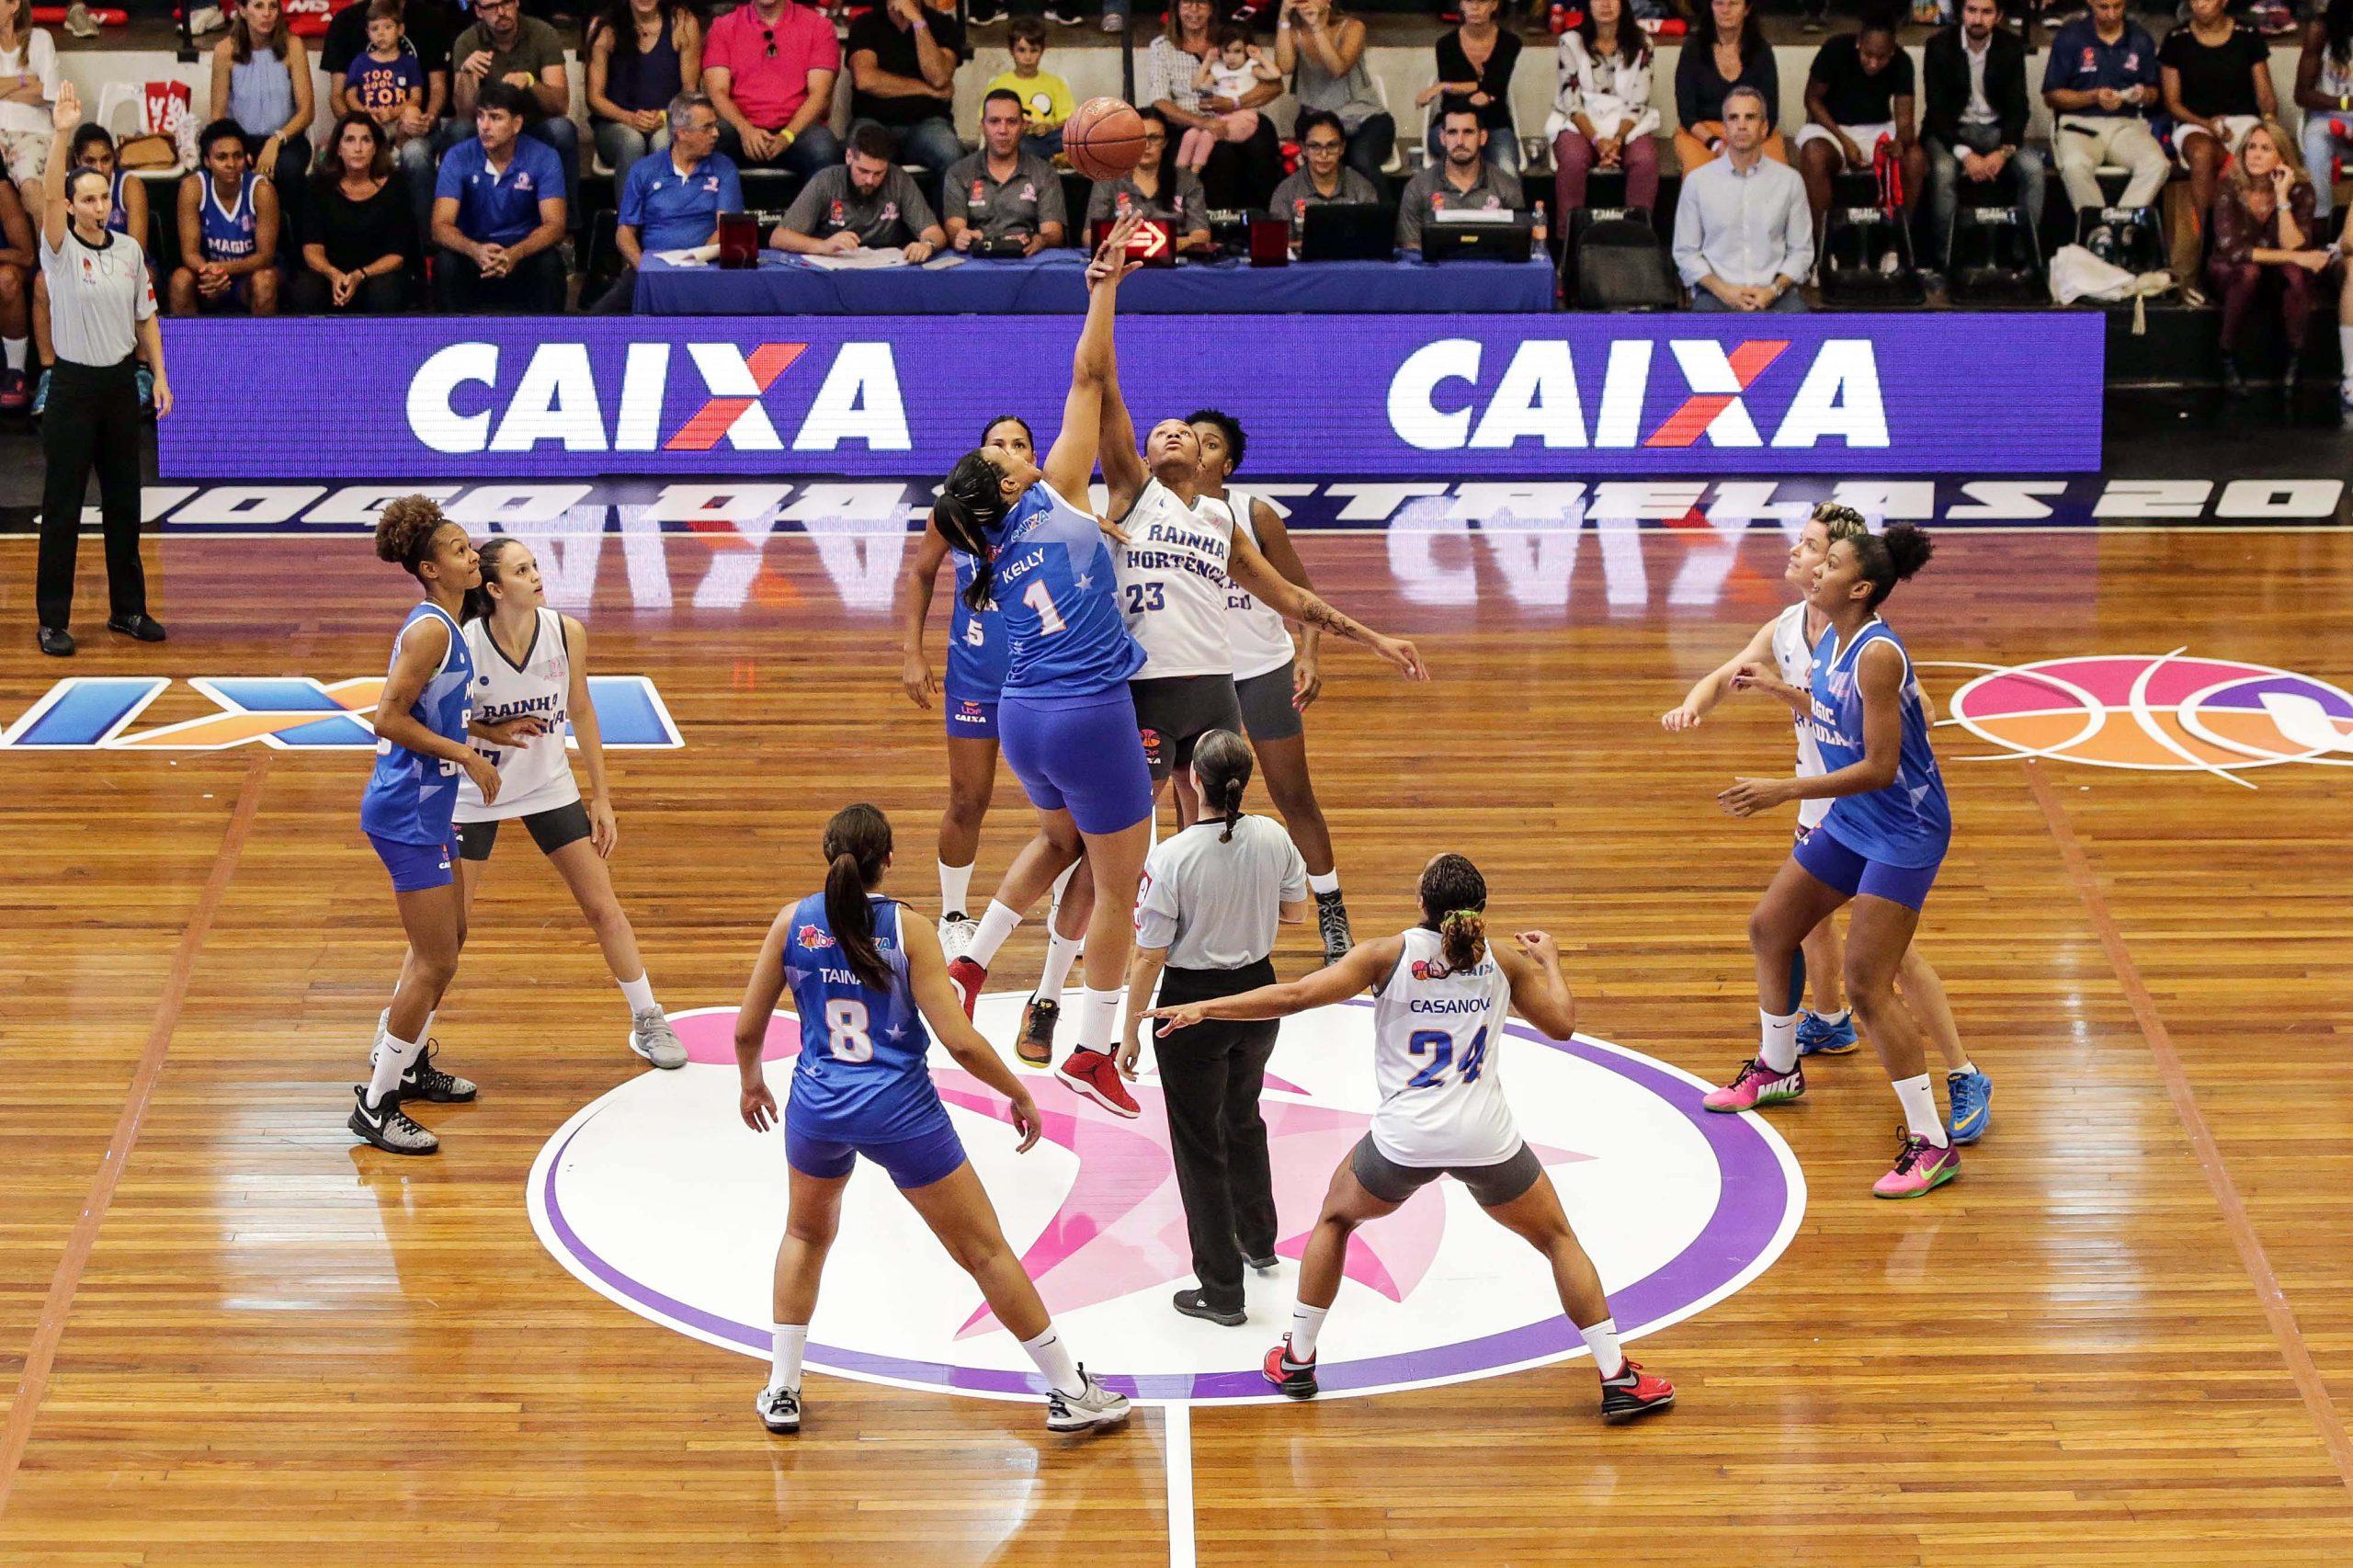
1179,26,1278,175
347,0,429,146
1277,0,1389,187
0,0,58,211
449,0,579,213
771,119,944,259
702,0,842,179
1420,0,1522,175
1396,104,1523,252
1672,85,1812,311
1924,0,2042,260
1797,12,1926,226
587,0,701,187
1676,0,1786,172
944,89,1065,256
324,0,452,240
169,119,281,315
431,80,567,310
2042,0,2167,215
1086,107,1211,254
1142,0,1282,210
1270,108,1377,236
2295,0,2353,222
0,179,28,410
210,0,316,222
847,0,968,187
2160,0,2277,266
1546,0,1660,221
293,111,417,312
2206,119,2337,392
986,17,1073,161
597,90,736,311
28,124,147,419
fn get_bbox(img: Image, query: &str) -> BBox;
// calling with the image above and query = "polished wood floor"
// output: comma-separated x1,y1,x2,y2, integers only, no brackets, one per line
2,524,2350,1566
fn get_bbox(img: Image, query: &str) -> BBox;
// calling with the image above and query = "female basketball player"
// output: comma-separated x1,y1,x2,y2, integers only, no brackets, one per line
734,804,1131,1436
449,538,685,1071
1708,526,1960,1199
1663,506,1989,1144
350,496,502,1158
1147,853,1677,1424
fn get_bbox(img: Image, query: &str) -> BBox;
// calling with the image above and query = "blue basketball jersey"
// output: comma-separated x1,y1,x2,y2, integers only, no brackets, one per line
946,545,1010,699
994,482,1146,700
200,170,260,264
358,603,475,846
781,892,944,1143
106,169,131,236
1807,619,1952,869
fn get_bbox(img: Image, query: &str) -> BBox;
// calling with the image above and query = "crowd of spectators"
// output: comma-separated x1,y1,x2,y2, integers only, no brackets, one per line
0,0,2349,411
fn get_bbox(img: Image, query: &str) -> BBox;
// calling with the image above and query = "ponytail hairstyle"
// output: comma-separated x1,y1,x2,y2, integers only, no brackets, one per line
1190,728,1253,843
1848,523,1935,610
934,449,1015,612
374,494,453,580
1417,853,1489,976
1813,502,1870,545
821,803,896,994
460,536,528,623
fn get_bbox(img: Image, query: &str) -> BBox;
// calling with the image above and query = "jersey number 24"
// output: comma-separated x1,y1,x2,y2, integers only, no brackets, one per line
1405,1027,1489,1089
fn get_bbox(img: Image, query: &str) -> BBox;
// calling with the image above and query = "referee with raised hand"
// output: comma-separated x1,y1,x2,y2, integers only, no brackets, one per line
34,80,172,659
1119,729,1312,1328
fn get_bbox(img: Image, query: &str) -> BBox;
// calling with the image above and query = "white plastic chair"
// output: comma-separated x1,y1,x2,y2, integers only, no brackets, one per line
96,79,193,180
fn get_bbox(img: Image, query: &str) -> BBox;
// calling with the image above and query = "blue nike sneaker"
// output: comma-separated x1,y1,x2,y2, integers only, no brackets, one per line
1947,1069,1992,1145
1796,1011,1859,1056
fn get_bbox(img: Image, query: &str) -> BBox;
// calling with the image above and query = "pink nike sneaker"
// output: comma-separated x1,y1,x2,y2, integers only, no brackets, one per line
1702,1057,1804,1113
1872,1130,1960,1199
946,956,987,1020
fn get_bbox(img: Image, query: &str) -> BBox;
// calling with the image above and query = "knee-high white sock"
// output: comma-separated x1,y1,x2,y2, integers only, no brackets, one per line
1075,985,1122,1055
938,859,974,917
1287,1302,1328,1360
366,1028,423,1108
1018,1325,1085,1397
1893,1073,1950,1148
1037,929,1082,1005
1579,1315,1626,1380
618,972,656,1014
967,900,1020,969
1048,856,1081,913
1758,1008,1800,1074
768,1323,808,1393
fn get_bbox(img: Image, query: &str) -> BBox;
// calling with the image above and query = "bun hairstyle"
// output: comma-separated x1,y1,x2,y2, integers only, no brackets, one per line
1850,523,1935,609
375,494,453,580
460,537,528,623
1813,502,1870,544
1190,729,1253,842
1418,853,1489,975
934,450,1015,612
821,803,896,994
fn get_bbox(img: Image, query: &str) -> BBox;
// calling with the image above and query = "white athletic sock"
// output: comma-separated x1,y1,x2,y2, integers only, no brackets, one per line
1579,1315,1627,1380
1019,1325,1085,1397
1893,1073,1950,1148
366,1028,423,1108
938,859,974,917
1287,1302,1328,1361
1075,985,1122,1055
619,972,657,1015
967,900,1020,969
768,1323,808,1392
3,337,25,372
1048,856,1081,909
1810,1006,1849,1027
2340,325,2353,394
1307,869,1341,897
1949,1060,1980,1079
1037,929,1082,1005
1757,1008,1800,1074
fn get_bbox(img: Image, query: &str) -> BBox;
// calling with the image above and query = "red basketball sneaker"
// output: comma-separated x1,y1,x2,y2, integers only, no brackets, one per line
1055,1047,1140,1118
1262,1338,1318,1398
946,956,987,1020
1598,1359,1675,1423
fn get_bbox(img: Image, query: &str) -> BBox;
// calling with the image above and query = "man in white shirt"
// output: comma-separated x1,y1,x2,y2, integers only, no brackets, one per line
1671,86,1813,312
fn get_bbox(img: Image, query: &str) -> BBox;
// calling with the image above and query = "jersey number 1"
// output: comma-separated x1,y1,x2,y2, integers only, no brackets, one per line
824,999,874,1062
1405,1026,1489,1089
1023,579,1068,636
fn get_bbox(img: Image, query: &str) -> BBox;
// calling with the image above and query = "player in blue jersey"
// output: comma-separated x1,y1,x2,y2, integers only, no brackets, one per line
734,804,1132,1437
1706,525,1961,1199
350,496,503,1157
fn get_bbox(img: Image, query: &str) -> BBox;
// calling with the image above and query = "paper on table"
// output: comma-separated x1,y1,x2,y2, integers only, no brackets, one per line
653,244,721,265
800,247,912,270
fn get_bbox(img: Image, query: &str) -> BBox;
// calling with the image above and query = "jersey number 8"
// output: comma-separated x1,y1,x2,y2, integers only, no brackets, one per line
824,999,874,1062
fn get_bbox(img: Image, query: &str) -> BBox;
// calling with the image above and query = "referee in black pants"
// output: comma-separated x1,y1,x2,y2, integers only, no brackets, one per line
1120,730,1311,1326
33,82,173,659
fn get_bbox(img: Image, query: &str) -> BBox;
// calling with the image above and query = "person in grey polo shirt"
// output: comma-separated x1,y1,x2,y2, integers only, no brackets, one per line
1396,105,1525,251
944,89,1066,256
1671,85,1813,312
770,119,946,260
1120,730,1311,1328
1268,109,1380,236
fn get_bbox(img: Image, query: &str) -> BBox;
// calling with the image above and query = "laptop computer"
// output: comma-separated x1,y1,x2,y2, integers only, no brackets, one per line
1423,214,1537,264
1299,202,1394,262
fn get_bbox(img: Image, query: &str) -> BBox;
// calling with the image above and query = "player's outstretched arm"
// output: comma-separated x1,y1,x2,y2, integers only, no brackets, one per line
1664,616,1777,732
1146,936,1401,1031
904,915,1042,1152
1496,930,1576,1040
1041,217,1140,505
1719,639,1904,817
1227,528,1428,682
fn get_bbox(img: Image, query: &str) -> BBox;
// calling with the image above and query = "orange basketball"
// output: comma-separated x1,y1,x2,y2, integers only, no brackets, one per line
1063,97,1149,182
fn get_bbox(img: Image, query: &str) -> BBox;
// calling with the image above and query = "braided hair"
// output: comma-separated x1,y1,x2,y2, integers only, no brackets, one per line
933,450,1015,611
1418,853,1489,975
1190,729,1253,843
821,803,896,994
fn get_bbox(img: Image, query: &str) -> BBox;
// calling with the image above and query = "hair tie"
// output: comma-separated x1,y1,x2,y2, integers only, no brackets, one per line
1445,908,1481,923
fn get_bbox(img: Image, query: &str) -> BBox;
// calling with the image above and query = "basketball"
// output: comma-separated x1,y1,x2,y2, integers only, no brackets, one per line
1063,97,1149,182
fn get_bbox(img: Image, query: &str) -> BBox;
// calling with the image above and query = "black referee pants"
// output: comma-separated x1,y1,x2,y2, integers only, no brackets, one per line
36,358,147,633
1155,959,1280,1314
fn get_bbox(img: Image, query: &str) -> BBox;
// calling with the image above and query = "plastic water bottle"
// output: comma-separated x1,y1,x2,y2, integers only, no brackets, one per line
1549,0,1569,33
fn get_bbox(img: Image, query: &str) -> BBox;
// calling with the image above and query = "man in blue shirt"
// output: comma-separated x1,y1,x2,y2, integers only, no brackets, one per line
431,81,569,311
593,92,743,313
2041,0,2169,212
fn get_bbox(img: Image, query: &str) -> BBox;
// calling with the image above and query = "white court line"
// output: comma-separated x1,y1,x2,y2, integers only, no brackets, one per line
9,523,2353,542
1163,1402,1196,1568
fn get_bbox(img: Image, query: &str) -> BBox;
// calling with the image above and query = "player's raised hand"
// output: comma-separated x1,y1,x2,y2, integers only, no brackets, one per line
1086,215,1143,288
53,79,81,132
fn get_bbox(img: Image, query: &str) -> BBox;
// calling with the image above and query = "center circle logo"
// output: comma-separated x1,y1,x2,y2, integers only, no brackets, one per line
529,1000,1805,1404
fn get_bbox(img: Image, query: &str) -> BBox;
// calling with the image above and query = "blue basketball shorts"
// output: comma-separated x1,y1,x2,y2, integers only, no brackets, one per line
369,832,456,892
785,1110,969,1190
1793,826,1942,912
998,688,1154,835
943,690,1000,741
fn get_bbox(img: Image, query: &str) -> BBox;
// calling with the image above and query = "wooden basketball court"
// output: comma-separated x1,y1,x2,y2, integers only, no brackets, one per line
2,522,2349,1565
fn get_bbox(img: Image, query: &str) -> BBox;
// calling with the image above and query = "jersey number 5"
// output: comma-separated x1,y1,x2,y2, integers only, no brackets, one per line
1405,1026,1490,1089
824,999,874,1062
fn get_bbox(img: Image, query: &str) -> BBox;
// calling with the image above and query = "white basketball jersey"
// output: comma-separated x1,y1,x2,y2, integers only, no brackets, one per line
453,608,583,823
1222,490,1295,681
1772,603,1830,832
1117,478,1235,680
1368,926,1521,1168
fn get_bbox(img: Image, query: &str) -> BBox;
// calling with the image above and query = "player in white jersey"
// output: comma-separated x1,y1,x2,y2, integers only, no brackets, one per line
1147,853,1676,1425
448,540,686,1071
1661,505,1988,1143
